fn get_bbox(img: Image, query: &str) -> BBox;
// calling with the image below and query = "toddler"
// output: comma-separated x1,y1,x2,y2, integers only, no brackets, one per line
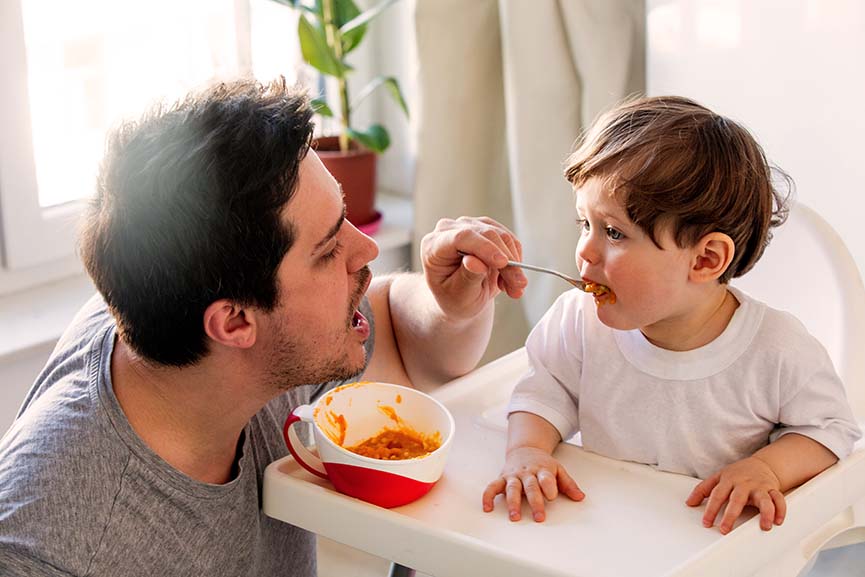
482,96,861,534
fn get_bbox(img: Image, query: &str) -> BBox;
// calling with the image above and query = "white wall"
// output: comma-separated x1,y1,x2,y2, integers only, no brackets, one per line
647,0,865,281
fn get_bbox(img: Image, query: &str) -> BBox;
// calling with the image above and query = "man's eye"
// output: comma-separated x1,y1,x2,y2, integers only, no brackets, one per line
606,227,623,240
320,241,343,263
576,218,590,233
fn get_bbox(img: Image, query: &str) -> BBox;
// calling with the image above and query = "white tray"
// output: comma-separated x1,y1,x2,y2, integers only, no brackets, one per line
264,349,865,577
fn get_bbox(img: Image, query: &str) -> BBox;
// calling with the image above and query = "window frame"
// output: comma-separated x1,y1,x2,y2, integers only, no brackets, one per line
0,0,85,271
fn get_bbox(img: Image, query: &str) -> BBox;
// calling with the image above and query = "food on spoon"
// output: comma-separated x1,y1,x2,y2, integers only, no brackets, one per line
584,282,617,305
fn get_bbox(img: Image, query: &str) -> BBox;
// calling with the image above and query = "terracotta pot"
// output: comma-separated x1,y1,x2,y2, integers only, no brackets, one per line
313,136,378,227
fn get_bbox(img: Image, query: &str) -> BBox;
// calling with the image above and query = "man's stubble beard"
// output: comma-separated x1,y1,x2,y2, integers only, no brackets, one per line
267,266,372,391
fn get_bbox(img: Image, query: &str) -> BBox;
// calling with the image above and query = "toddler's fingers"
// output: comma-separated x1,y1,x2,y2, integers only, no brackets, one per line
482,478,506,512
557,465,586,501
754,490,776,531
701,480,732,528
770,489,786,525
505,477,524,522
718,487,749,534
536,469,558,501
686,474,719,507
521,475,547,523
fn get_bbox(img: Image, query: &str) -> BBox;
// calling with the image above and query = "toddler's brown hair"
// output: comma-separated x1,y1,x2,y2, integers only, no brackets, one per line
564,95,790,283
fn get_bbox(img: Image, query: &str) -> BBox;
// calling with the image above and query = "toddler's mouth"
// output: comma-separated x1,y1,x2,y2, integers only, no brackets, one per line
582,279,617,306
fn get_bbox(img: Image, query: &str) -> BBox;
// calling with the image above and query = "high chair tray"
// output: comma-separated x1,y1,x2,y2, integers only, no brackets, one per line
263,348,865,577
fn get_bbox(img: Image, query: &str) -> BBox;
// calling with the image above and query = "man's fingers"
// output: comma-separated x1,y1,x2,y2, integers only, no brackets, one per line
459,253,490,276
482,478,506,512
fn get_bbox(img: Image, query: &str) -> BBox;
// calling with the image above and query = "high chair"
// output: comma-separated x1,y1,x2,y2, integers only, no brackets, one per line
730,201,865,573
263,201,865,577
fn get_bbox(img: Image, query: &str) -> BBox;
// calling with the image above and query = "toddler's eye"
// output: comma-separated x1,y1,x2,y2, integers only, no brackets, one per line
576,218,590,233
606,227,623,240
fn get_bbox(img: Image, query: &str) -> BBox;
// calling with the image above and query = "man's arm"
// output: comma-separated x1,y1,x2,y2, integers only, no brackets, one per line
363,217,526,390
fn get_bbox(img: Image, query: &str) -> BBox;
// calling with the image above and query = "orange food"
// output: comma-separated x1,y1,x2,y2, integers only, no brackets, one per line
323,411,348,446
378,405,401,425
322,400,442,460
345,428,442,460
584,282,617,305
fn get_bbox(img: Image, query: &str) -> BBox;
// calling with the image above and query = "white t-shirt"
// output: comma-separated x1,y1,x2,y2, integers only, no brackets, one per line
508,286,862,479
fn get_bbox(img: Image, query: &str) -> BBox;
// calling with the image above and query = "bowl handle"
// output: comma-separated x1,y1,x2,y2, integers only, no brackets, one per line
283,405,328,479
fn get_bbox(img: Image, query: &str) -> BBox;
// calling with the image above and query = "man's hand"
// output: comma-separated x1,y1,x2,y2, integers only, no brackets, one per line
482,446,585,523
686,456,786,534
420,216,527,321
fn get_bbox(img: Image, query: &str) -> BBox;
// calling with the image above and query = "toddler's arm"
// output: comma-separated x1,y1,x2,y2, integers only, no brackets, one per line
482,411,585,522
686,433,837,534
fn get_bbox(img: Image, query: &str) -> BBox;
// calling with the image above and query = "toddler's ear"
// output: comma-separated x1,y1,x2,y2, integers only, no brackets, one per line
689,232,735,283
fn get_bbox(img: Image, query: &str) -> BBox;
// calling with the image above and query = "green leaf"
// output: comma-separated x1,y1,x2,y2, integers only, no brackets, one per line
333,0,365,54
267,0,319,14
311,98,334,117
350,76,409,118
348,124,390,153
298,13,350,77
340,0,401,35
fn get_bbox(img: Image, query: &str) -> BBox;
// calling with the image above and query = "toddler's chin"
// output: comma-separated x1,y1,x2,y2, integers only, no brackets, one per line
594,306,635,331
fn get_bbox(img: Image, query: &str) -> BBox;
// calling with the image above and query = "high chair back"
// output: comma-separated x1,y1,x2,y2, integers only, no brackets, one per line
733,202,865,422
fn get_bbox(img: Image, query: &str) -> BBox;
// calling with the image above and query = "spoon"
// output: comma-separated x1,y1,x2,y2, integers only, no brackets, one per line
506,260,586,291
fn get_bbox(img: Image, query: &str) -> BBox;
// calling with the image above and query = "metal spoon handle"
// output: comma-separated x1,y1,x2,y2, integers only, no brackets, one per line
506,260,585,290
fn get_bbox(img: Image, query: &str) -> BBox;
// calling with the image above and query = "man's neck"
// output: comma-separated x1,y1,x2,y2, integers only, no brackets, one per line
110,338,267,484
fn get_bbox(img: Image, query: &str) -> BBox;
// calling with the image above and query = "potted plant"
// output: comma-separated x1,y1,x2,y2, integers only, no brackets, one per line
270,0,409,229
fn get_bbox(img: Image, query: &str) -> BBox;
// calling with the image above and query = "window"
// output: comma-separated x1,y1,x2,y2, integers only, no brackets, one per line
0,0,303,284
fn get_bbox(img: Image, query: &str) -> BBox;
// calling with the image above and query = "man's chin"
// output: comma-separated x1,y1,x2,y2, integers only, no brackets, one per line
324,350,369,385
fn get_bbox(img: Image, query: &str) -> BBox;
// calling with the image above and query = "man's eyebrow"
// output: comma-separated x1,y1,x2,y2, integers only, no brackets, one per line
312,204,346,254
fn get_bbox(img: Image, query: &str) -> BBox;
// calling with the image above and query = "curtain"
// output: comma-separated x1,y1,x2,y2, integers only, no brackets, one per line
413,0,645,363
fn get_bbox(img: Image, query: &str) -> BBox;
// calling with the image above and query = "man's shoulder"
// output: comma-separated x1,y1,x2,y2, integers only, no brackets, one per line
1,368,128,501
0,386,130,577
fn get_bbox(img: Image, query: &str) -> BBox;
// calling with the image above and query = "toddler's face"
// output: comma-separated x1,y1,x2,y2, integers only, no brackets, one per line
574,177,695,331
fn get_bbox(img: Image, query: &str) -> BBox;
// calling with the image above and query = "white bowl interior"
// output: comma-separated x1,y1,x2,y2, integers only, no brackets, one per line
315,383,452,448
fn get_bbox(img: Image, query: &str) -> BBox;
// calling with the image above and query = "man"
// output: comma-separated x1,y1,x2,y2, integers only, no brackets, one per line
0,79,526,576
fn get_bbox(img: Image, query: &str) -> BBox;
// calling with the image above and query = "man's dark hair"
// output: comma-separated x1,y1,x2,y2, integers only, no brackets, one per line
79,78,315,366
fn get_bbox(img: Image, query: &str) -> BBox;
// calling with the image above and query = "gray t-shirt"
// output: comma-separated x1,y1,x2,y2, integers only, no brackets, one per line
0,294,375,576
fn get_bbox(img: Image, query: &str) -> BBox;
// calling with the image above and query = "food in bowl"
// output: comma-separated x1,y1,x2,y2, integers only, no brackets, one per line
284,381,455,507
346,428,442,460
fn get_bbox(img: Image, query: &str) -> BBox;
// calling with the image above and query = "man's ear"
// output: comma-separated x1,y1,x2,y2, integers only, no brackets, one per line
203,300,257,350
689,232,735,284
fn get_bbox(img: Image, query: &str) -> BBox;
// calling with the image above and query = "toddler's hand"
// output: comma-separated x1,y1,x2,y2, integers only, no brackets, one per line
686,456,786,534
482,446,585,522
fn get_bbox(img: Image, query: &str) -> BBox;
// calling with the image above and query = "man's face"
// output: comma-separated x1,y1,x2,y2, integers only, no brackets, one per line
256,152,379,390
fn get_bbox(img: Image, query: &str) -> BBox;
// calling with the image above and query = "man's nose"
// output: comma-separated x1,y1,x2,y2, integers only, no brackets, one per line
346,224,380,273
